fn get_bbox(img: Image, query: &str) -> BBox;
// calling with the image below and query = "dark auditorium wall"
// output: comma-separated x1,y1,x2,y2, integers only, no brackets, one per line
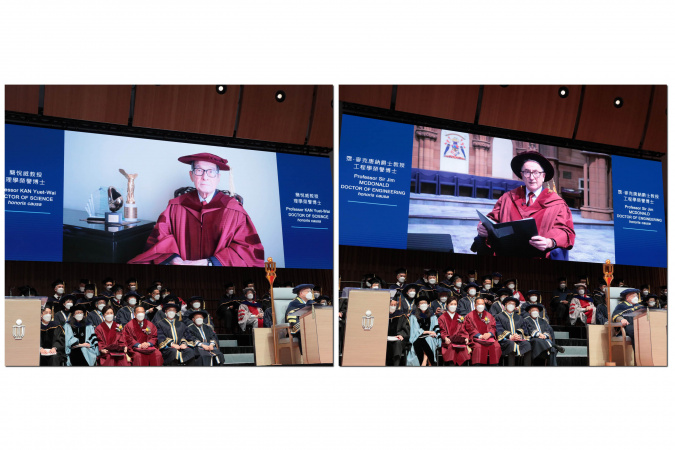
339,245,666,300
5,260,333,306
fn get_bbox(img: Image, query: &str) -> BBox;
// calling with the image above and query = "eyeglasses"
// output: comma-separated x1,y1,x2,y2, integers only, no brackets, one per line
521,170,544,178
193,168,219,178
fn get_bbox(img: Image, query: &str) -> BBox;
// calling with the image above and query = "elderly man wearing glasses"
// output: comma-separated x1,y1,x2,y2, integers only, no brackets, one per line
129,152,265,267
473,151,575,259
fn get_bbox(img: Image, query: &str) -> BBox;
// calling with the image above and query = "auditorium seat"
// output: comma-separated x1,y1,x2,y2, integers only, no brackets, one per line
417,169,438,195
438,172,457,196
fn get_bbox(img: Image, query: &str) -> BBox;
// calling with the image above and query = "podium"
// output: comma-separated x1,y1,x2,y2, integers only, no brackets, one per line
633,309,667,366
298,305,333,364
341,289,390,366
5,298,42,367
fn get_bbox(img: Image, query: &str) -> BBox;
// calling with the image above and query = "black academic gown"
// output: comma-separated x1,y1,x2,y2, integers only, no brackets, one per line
550,287,573,323
115,305,135,326
156,318,196,365
217,294,241,333
495,311,532,356
141,298,161,323
86,309,105,328
457,296,478,317
490,301,505,317
522,316,557,363
40,321,66,366
386,311,410,366
187,322,225,366
611,301,645,349
54,310,72,327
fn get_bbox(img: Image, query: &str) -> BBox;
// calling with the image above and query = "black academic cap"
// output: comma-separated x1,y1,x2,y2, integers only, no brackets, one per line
103,277,115,284
70,302,88,314
292,284,314,294
188,296,204,302
558,277,567,282
465,282,480,289
162,301,182,311
84,283,96,291
491,272,502,278
188,309,209,319
313,285,322,291
443,267,455,274
619,288,640,299
525,290,540,297
147,284,161,294
640,284,650,290
502,296,519,305
224,282,234,289
481,274,492,282
467,269,478,275
504,278,517,285
416,291,433,303
52,279,65,288
523,303,544,313
597,279,608,287
395,268,407,275
59,294,77,304
511,151,555,182
402,284,418,293
79,278,90,285
497,288,512,297
126,277,138,284
111,284,125,293
644,294,658,301
123,292,140,302
424,269,439,277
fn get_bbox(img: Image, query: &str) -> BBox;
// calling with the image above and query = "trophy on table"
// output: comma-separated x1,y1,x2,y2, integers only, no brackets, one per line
119,169,139,222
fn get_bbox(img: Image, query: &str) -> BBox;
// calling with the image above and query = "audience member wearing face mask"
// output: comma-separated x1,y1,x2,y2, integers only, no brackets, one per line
186,310,225,366
494,297,532,366
94,305,130,366
406,293,441,366
64,303,98,366
437,297,470,366
386,298,410,366
463,298,501,366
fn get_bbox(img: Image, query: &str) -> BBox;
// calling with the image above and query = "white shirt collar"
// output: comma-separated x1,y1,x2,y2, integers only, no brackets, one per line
199,191,215,204
526,186,544,200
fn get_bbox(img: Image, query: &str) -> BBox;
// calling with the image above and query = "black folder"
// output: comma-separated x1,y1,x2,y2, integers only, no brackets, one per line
476,210,545,258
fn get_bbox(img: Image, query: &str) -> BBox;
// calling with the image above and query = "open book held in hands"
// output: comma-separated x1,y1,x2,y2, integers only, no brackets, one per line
476,210,545,258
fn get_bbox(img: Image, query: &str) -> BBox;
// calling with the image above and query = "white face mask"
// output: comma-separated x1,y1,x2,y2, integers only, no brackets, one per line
166,311,176,319
629,295,639,305
153,294,160,301
529,296,538,302
64,302,73,310
115,294,123,300
468,277,475,283
468,289,476,297
648,301,656,307
428,278,436,285
56,288,65,295
506,304,516,312
398,276,406,283
105,314,114,322
372,285,379,290
493,279,499,285
86,293,94,299
105,285,113,291
602,287,607,293
446,274,453,280
407,291,416,299
389,305,397,313
97,303,106,311
74,313,84,321
448,305,457,313
314,292,320,298
419,304,429,311
305,292,314,301
643,290,649,296
128,299,137,306
162,294,168,299
507,284,515,290
136,313,146,321
42,314,52,323
192,302,201,309
455,282,462,288
246,293,255,300
227,290,234,295
156,285,162,291
484,284,492,290
530,311,540,319
195,318,204,326
560,284,566,289
129,286,137,291
79,286,85,292
578,289,585,295
476,304,485,313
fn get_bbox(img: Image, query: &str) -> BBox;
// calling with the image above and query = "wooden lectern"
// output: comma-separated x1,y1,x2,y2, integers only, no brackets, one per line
5,298,42,367
633,309,667,366
341,289,390,366
298,305,333,364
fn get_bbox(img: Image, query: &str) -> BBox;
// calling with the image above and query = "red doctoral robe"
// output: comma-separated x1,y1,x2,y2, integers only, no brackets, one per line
464,310,502,365
438,311,470,366
128,191,265,267
95,321,130,366
122,319,163,366
485,186,575,258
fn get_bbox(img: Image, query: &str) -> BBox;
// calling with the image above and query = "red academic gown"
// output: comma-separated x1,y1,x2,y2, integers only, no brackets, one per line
484,186,575,258
122,319,163,366
128,191,265,267
95,321,131,366
464,310,502,365
437,311,470,366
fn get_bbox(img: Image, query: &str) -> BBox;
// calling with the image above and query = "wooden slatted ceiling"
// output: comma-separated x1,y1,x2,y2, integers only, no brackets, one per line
340,85,393,109
479,85,582,138
236,85,314,145
43,85,132,124
5,85,40,114
641,85,667,153
575,85,652,149
395,85,480,124
307,85,334,148
133,85,240,136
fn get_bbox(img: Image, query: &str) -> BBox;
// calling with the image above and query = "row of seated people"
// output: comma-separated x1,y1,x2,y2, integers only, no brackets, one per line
38,282,325,366
27,277,331,335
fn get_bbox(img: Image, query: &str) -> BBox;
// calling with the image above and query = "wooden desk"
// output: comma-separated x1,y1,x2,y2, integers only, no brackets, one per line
634,309,667,366
62,208,155,263
299,306,333,364
341,290,390,366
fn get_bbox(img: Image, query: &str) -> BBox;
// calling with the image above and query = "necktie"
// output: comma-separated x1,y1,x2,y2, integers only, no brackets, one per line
526,192,535,206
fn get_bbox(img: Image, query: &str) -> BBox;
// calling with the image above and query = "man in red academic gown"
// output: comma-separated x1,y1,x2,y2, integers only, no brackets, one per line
473,151,575,259
128,152,265,267
123,306,163,366
463,297,502,365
